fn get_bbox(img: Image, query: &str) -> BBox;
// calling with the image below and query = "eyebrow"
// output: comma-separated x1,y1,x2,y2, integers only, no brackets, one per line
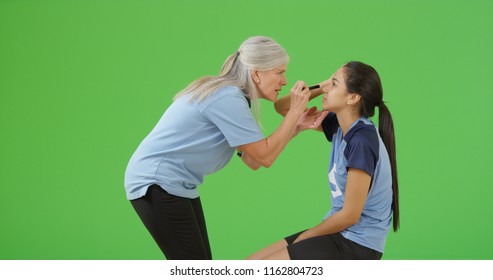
332,77,339,83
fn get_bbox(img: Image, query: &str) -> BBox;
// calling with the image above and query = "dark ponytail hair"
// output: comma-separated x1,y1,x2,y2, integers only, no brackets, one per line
343,61,400,232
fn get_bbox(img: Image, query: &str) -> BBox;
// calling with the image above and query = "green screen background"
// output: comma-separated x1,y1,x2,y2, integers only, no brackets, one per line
1,0,492,260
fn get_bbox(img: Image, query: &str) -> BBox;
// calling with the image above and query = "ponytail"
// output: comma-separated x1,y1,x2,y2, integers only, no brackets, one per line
173,36,289,125
344,61,400,232
220,51,240,75
378,103,400,232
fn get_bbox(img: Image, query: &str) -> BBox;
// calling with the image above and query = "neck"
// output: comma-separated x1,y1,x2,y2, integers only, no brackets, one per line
336,109,361,136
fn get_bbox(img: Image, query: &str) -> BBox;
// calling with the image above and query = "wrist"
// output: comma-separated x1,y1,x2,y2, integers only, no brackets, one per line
286,107,305,117
290,129,300,140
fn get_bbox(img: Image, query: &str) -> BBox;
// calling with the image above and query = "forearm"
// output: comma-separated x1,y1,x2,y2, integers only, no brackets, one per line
274,87,325,117
296,210,357,242
241,80,310,167
274,94,291,116
296,169,371,243
308,85,325,97
240,109,302,168
265,110,300,160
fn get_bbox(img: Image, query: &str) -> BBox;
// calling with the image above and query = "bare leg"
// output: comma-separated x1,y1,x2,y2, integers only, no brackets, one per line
260,247,291,260
246,239,289,260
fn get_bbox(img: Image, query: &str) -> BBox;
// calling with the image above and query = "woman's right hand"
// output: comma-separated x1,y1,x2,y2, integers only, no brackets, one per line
288,81,311,116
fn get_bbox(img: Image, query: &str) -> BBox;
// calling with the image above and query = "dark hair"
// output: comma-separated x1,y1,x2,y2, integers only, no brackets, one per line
343,61,400,232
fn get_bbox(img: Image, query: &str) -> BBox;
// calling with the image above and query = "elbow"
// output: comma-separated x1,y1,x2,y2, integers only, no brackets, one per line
274,104,282,115
255,157,273,168
249,165,261,171
261,160,273,168
250,153,274,168
274,102,287,117
341,209,362,227
347,216,360,226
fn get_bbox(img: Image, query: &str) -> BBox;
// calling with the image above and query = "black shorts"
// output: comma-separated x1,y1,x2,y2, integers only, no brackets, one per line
284,230,382,260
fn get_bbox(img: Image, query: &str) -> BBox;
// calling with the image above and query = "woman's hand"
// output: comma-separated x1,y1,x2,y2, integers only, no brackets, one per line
275,80,329,117
288,81,311,116
297,107,329,132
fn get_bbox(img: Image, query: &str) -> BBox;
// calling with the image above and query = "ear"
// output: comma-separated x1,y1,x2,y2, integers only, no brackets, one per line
347,93,362,105
251,69,261,84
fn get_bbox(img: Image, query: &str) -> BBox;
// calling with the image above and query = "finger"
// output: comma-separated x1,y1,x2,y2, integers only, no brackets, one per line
316,111,329,122
293,81,300,91
295,80,304,92
305,106,317,115
301,83,310,95
311,111,329,127
296,81,307,92
300,81,307,90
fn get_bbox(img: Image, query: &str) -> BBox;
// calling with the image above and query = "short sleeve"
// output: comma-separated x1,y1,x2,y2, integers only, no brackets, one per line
344,125,380,177
321,112,340,142
201,88,264,147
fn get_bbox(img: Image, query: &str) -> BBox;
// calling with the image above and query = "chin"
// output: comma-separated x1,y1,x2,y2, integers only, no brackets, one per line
264,96,277,102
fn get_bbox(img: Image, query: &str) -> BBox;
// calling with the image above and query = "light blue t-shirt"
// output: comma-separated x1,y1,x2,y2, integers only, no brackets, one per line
322,113,393,253
124,86,264,199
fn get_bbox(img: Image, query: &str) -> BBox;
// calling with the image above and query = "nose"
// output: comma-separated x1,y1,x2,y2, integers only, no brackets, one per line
281,75,287,86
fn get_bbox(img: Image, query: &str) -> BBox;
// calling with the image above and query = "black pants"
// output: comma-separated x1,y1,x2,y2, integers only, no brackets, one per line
285,230,382,260
130,185,212,260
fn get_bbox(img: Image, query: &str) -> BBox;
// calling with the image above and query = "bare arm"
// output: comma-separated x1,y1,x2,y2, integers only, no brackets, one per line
293,168,372,242
239,150,262,170
274,79,330,133
239,108,327,170
238,81,310,168
274,79,329,117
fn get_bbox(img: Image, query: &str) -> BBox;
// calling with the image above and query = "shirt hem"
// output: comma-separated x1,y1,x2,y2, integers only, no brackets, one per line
126,183,200,200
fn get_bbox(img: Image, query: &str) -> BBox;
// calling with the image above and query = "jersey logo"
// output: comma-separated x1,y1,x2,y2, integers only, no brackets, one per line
329,163,342,198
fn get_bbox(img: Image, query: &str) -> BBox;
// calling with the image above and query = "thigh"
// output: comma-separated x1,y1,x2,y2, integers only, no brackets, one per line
131,185,211,260
287,233,346,260
287,233,381,260
284,230,307,245
190,197,212,259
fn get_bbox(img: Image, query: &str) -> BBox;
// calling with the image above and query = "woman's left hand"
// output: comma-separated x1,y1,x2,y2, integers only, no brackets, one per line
295,106,329,133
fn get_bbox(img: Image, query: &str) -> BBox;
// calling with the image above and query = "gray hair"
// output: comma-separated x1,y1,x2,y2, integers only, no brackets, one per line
173,36,289,121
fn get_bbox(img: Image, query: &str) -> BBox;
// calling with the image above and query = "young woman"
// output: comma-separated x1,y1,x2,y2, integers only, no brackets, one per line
248,61,399,260
124,36,323,260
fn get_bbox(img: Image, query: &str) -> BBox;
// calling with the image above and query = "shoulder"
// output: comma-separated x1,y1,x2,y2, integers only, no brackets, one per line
344,120,380,161
213,86,244,99
345,120,379,148
344,119,380,176
200,86,247,110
